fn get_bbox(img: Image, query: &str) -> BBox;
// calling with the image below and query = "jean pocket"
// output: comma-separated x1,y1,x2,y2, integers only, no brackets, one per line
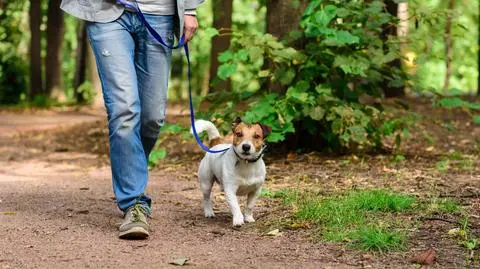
145,30,175,49
142,15,175,45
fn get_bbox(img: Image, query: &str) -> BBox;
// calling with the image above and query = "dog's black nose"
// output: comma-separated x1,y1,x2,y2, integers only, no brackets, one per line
242,144,251,152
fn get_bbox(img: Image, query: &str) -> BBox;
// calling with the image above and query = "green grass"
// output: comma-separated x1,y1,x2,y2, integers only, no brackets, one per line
423,197,460,215
435,198,460,214
148,148,167,168
353,225,406,252
262,188,299,205
436,152,475,172
452,217,479,266
261,188,274,198
277,189,416,252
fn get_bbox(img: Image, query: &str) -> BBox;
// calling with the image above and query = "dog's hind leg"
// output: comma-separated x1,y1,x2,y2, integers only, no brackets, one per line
198,161,215,218
244,187,262,223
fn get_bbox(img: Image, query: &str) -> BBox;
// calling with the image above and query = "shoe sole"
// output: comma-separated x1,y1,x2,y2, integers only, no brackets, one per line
119,226,150,240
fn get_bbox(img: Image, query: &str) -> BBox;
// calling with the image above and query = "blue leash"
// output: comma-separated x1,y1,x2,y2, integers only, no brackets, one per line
117,0,228,153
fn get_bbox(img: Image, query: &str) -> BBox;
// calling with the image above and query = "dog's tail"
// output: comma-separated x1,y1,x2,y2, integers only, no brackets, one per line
191,120,222,147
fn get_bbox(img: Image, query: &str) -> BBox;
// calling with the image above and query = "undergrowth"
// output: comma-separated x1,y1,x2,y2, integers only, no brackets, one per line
263,188,462,253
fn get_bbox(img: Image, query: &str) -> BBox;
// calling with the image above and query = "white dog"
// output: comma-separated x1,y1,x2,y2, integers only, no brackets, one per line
193,118,271,227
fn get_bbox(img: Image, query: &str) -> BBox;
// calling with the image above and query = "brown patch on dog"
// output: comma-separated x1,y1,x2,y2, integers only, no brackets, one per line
223,133,234,144
231,117,242,131
232,123,266,152
209,137,223,147
208,134,233,147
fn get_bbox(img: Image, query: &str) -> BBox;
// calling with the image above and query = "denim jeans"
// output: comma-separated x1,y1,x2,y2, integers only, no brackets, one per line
87,11,174,214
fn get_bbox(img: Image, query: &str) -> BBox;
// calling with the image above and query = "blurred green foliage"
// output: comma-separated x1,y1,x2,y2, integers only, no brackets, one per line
409,0,478,94
62,15,80,100
0,2,29,104
169,0,265,99
0,0,477,106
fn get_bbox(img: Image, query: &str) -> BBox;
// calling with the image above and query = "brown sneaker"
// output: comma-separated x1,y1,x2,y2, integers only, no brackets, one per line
119,204,150,240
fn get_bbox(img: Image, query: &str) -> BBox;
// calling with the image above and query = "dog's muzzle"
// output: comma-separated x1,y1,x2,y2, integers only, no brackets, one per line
233,144,267,164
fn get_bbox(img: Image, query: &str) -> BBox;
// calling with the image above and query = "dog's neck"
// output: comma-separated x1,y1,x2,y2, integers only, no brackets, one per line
231,144,266,165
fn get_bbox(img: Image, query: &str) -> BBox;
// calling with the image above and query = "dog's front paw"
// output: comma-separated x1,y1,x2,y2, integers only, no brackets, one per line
232,215,244,227
244,215,255,223
204,209,215,218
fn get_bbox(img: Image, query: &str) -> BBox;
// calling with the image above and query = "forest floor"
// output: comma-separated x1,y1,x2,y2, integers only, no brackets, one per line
0,99,480,269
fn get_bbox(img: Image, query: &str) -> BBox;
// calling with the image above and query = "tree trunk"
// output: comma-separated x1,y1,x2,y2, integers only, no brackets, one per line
29,0,43,99
208,0,233,93
265,0,307,93
443,0,454,93
397,3,408,56
381,0,405,98
477,2,480,96
264,0,310,154
74,21,87,103
46,0,65,101
266,0,306,46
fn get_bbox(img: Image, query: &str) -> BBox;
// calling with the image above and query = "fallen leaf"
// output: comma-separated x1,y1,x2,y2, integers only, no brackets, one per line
287,152,296,161
54,147,69,152
290,222,312,229
382,166,397,173
362,254,373,261
448,228,460,237
169,257,189,266
266,229,282,236
215,193,225,201
76,210,89,214
411,248,436,265
1,212,16,216
210,230,225,236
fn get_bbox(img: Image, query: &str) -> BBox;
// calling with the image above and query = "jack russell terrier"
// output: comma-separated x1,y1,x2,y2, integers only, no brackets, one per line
193,117,271,227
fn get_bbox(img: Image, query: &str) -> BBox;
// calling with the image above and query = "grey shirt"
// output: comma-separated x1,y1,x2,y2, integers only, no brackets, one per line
60,0,204,38
124,0,176,15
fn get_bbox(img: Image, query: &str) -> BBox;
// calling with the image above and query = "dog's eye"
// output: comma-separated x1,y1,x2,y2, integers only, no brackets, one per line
254,134,261,139
235,132,243,137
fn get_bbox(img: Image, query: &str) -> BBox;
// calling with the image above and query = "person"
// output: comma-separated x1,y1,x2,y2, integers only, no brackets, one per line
60,0,204,239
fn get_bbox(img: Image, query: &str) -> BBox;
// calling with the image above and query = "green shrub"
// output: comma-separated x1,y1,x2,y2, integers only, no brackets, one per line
210,0,415,151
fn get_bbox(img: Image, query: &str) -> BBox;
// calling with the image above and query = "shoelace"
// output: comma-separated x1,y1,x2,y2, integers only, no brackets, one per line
130,204,146,222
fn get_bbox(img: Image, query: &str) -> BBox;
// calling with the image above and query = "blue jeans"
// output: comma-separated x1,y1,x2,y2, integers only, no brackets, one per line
87,11,174,214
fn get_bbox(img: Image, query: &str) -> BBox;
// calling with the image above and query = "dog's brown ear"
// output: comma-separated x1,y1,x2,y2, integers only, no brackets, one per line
259,124,272,139
232,117,242,130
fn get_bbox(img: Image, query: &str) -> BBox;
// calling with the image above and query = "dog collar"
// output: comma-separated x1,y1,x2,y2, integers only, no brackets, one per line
232,144,267,164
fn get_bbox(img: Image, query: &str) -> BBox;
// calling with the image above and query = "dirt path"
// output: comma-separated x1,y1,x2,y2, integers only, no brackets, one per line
0,111,353,269
0,108,478,268
1,164,353,269
0,109,103,138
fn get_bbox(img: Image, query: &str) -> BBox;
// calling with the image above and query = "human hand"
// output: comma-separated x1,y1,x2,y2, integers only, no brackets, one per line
184,15,198,42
